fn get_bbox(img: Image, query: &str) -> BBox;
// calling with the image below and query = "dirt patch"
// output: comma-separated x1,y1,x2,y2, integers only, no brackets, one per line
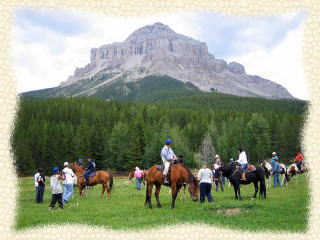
216,208,249,216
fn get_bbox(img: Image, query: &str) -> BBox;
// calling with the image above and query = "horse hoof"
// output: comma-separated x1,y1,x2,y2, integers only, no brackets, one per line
157,205,162,208
251,197,256,200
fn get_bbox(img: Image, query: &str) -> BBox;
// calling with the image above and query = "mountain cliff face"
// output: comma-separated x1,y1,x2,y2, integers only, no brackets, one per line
41,23,295,99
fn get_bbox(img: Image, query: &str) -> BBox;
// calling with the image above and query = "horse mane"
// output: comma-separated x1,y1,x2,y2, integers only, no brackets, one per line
180,164,198,185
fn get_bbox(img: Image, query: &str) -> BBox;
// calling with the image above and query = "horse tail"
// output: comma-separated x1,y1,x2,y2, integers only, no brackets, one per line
109,173,113,192
145,181,149,205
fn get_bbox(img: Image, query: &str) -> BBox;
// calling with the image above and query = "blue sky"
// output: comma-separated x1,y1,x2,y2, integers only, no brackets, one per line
12,9,308,99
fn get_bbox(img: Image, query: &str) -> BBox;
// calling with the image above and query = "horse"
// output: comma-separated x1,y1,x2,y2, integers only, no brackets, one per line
212,165,224,192
260,160,272,188
220,163,266,200
279,163,289,185
145,163,199,208
286,162,308,183
69,162,113,198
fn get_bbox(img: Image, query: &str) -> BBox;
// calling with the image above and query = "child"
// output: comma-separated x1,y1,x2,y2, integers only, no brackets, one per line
36,169,45,203
49,167,64,210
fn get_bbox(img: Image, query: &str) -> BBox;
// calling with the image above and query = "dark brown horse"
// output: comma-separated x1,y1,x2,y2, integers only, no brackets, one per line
70,162,113,198
145,163,199,209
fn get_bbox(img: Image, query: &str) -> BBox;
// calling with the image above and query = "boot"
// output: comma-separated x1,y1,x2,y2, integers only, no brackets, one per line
163,174,169,185
240,172,246,181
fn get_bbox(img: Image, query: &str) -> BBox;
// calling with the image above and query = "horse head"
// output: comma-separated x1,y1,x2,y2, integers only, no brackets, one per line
188,175,199,201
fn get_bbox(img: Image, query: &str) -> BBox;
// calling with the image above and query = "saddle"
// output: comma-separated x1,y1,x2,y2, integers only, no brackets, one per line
89,171,97,177
246,165,256,172
156,163,173,186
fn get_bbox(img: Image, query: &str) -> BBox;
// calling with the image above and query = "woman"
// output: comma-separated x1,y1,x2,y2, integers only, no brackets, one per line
236,147,248,181
133,167,144,190
197,163,214,203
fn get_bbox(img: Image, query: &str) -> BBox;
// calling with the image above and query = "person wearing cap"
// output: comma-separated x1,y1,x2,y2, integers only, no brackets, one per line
62,162,75,203
49,167,64,210
272,158,282,187
161,139,177,185
133,167,144,190
214,154,222,166
270,152,279,167
197,163,214,203
295,152,304,173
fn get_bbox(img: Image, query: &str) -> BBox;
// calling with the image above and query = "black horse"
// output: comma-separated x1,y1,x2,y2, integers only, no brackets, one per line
213,167,224,192
220,163,266,200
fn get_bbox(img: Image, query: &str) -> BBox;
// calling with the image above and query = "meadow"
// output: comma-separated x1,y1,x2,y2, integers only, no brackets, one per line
15,174,309,232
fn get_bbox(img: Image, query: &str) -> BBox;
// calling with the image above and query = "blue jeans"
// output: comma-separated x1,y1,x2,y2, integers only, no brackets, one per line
222,176,226,185
136,177,142,190
36,185,45,203
273,173,281,187
63,184,74,202
199,182,213,203
240,164,247,173
84,170,93,183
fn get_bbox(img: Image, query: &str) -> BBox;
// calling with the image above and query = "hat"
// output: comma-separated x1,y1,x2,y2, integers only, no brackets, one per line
64,162,69,166
53,167,59,174
135,167,139,171
272,152,276,155
215,154,219,158
165,139,173,144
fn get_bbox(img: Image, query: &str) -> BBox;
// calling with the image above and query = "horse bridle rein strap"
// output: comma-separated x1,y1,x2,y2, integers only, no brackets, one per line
230,169,239,178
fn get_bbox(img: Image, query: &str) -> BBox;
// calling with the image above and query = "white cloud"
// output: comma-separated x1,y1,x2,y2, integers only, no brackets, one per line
226,21,309,100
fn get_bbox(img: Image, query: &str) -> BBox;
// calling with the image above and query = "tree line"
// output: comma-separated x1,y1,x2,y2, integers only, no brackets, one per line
11,94,307,175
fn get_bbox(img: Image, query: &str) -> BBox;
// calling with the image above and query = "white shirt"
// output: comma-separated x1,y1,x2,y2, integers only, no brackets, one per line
62,167,75,184
197,168,213,184
50,175,63,194
161,145,176,162
34,172,40,187
237,151,248,164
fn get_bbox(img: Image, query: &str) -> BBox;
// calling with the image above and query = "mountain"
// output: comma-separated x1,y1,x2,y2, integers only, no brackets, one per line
22,22,295,100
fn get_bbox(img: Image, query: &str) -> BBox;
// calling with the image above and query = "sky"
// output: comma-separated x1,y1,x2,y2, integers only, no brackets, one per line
12,9,308,99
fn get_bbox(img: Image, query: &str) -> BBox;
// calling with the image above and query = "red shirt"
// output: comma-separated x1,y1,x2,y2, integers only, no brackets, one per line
295,153,304,162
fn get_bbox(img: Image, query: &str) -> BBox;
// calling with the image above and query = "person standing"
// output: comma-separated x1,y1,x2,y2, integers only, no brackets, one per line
36,169,45,203
273,159,282,187
271,152,279,167
62,162,75,203
236,147,248,181
49,167,64,210
160,139,177,185
197,163,214,203
34,169,40,203
133,167,144,190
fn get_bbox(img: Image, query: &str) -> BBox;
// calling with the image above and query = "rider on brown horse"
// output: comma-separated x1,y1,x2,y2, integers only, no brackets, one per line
84,158,96,185
161,139,177,185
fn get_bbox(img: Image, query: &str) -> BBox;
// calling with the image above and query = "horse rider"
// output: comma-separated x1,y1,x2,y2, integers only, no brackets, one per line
161,139,177,185
84,158,96,185
295,152,304,173
235,147,248,181
78,158,84,170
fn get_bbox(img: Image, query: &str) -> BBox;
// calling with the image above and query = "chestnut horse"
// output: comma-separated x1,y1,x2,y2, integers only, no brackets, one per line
70,162,113,198
145,163,199,209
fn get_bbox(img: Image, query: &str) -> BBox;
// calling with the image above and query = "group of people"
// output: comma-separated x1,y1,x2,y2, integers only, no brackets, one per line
34,162,76,210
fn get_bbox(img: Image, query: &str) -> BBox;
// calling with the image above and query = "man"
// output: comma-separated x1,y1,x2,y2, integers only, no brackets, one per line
84,158,96,185
272,158,282,187
236,147,248,181
161,139,177,185
34,169,41,203
270,152,279,168
62,162,75,203
197,163,214,203
295,152,304,173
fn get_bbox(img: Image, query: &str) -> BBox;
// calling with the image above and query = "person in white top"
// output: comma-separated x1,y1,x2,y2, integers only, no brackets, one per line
197,163,214,203
34,169,40,203
236,147,248,181
160,139,177,185
62,162,75,203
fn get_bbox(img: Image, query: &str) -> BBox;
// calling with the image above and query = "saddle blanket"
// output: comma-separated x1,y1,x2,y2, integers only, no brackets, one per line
88,171,97,177
246,165,256,172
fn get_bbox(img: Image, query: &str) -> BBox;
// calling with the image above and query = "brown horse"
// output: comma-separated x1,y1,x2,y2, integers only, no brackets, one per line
70,162,113,198
145,163,199,209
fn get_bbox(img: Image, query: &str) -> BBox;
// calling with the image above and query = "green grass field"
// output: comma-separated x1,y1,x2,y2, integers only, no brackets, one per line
15,174,309,232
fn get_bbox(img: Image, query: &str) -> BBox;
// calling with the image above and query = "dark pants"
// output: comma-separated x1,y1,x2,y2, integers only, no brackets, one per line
296,161,302,171
35,186,39,203
49,193,64,209
36,185,45,203
200,182,213,203
84,170,93,183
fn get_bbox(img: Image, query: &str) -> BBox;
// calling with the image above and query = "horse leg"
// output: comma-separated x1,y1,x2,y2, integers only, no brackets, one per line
220,180,224,192
215,180,219,192
100,184,106,199
171,183,181,209
154,183,162,208
237,186,242,201
145,182,153,209
252,181,258,199
233,184,238,200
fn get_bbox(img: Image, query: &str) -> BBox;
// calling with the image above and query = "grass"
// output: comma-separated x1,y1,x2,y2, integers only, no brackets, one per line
15,174,309,232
